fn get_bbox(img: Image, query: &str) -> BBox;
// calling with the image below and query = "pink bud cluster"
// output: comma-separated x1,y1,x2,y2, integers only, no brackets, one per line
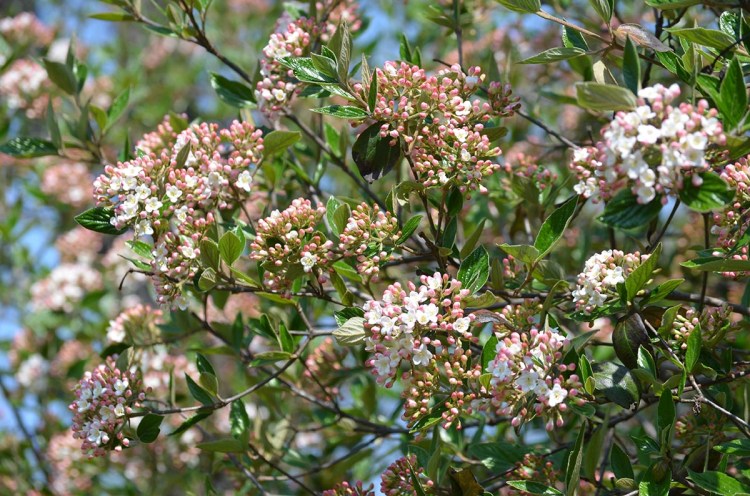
364,273,481,427
30,263,103,313
106,305,164,344
0,13,54,47
363,61,519,193
249,198,333,290
479,324,582,430
569,84,726,204
47,430,93,495
0,59,52,118
380,455,434,496
70,357,147,457
55,226,103,264
338,203,401,279
322,481,375,496
572,250,650,313
499,453,561,496
712,159,749,278
671,305,734,350
93,117,263,306
302,337,347,400
41,161,94,208
503,153,558,191
256,15,318,114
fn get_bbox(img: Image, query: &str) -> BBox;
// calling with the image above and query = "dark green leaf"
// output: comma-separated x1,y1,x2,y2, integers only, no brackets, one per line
685,324,702,373
688,470,750,495
209,72,256,108
43,59,77,94
0,137,58,158
610,443,634,479
75,207,128,235
137,414,164,443
351,122,402,182
458,246,490,294
719,56,747,130
598,189,662,229
518,47,585,64
679,172,734,213
197,438,246,453
623,36,640,95
534,196,577,260
625,243,660,300
230,400,250,442
565,426,586,496
196,353,216,376
186,373,214,406
593,361,641,408
169,412,212,437
396,215,422,244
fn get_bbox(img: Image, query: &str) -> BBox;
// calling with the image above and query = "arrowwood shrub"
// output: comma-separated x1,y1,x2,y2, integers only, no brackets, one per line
2,0,750,494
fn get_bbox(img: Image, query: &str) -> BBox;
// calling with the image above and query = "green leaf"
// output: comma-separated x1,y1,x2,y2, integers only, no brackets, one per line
645,0,701,9
200,239,221,271
610,443,634,479
263,130,301,157
467,442,530,471
657,391,675,445
685,324,702,373
186,373,214,406
460,219,487,259
688,470,750,495
278,322,294,354
89,12,137,21
481,336,498,372
310,105,369,119
623,36,640,95
46,101,61,149
458,246,490,295
367,70,378,112
230,400,250,442
396,215,422,244
196,353,216,376
565,426,586,496
637,347,657,377
279,56,338,84
75,207,128,235
576,82,637,111
506,481,562,495
625,243,660,300
498,243,540,264
351,122,402,182
197,438,246,453
137,414,164,443
43,59,77,94
332,203,351,237
613,314,650,369
219,231,243,266
593,361,641,408
169,412,212,437
248,351,292,367
719,56,747,130
588,0,613,23
106,87,130,130
714,439,750,456
679,172,734,213
0,137,58,158
642,278,684,304
210,72,256,108
666,27,737,51
332,316,365,346
518,47,585,64
681,257,750,272
598,189,662,229
495,0,541,13
534,196,577,260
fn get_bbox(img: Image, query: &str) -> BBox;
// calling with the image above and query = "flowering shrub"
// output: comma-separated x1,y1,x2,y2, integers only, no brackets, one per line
2,0,750,495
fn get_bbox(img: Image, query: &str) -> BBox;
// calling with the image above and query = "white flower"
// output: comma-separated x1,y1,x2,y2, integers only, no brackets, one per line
684,132,708,151
144,197,163,213
373,354,393,376
114,378,129,396
300,251,317,273
453,128,469,142
637,124,661,145
236,170,252,192
573,147,590,163
180,243,197,259
638,86,660,100
453,317,470,333
415,304,439,326
516,370,539,393
489,359,511,383
166,184,182,203
412,344,433,366
113,403,126,417
602,266,625,286
547,383,569,407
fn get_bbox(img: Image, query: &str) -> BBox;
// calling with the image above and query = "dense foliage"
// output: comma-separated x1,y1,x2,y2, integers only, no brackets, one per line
2,0,750,494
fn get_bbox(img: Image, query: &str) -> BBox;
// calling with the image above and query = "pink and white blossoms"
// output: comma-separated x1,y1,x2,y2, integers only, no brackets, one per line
364,273,479,427
41,161,94,208
0,12,54,47
569,83,726,204
0,59,52,118
30,263,103,312
338,203,401,279
364,61,519,194
106,305,164,344
249,198,333,291
572,249,650,313
380,455,434,495
70,357,147,457
94,116,263,306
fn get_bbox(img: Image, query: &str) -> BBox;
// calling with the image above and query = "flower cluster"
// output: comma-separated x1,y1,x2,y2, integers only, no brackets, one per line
70,357,147,457
380,455,435,496
93,116,263,305
256,15,318,114
712,159,750,278
499,453,561,496
255,3,361,115
363,61,519,193
302,338,347,400
572,249,650,313
249,198,333,291
322,481,375,496
479,324,582,430
0,59,52,118
41,161,94,208
15,353,50,394
0,12,54,47
338,203,401,279
671,305,735,350
56,226,102,263
569,84,725,204
30,263,103,313
364,273,479,427
503,153,558,192
47,431,93,495
106,305,164,344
